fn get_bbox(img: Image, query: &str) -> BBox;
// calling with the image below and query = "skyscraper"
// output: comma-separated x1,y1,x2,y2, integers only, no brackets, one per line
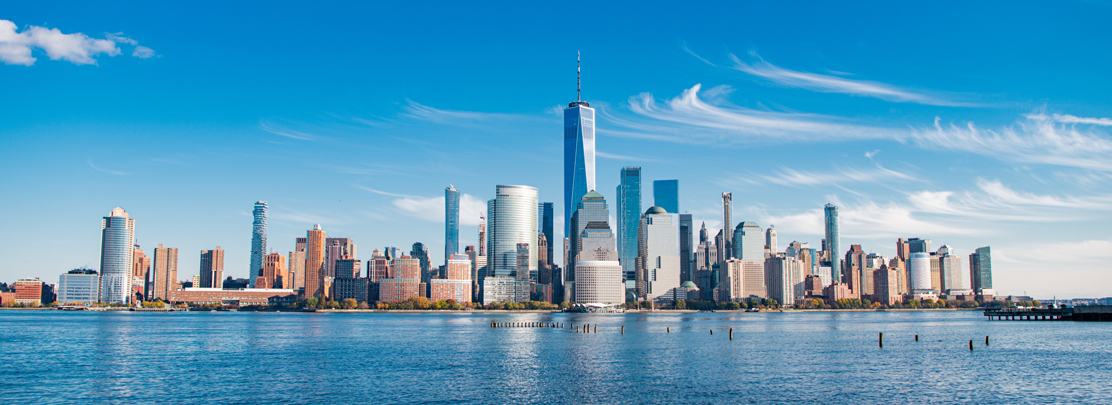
722,193,733,256
151,244,178,301
487,185,539,279
249,201,267,287
262,253,287,289
907,238,931,254
732,221,766,299
765,226,777,255
970,246,993,296
305,225,326,298
100,207,135,304
909,252,933,296
568,190,609,301
538,202,554,267
636,206,681,302
653,179,679,214
616,167,641,290
564,54,595,237
678,214,693,283
824,204,841,283
199,247,225,289
325,238,357,278
445,185,460,264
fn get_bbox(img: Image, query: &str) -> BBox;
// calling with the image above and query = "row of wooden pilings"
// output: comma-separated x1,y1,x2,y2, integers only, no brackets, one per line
490,321,736,339
879,332,990,351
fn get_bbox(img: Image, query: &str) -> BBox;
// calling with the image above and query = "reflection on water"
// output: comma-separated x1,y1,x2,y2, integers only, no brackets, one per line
1,310,1110,403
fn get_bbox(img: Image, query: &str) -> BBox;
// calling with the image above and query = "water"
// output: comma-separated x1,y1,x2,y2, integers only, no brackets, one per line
1,310,1109,404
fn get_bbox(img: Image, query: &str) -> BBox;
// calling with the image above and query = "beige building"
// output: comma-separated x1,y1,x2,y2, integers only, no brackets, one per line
199,247,225,289
151,244,179,301
262,253,287,289
304,225,326,298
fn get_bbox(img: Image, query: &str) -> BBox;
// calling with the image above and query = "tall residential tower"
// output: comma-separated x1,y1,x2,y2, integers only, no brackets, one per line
445,186,460,264
616,167,641,290
249,201,267,287
100,207,135,304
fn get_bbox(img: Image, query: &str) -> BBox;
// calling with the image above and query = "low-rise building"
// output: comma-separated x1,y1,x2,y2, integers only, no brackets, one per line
169,288,294,306
13,278,44,305
59,269,100,305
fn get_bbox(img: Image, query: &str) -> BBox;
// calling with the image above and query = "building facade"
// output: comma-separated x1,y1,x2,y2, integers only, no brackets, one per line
970,246,993,297
636,206,681,302
652,179,679,214
445,185,460,264
305,225,326,298
58,269,99,305
151,244,179,301
249,201,267,287
616,167,641,291
100,207,135,304
564,84,595,238
487,185,539,280
824,204,841,284
199,247,225,289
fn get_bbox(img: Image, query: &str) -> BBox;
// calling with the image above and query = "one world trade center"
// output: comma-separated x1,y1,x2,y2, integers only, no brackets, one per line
564,52,595,237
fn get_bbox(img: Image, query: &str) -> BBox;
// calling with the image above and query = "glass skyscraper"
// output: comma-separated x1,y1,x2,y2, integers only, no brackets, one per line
824,203,841,284
970,246,993,294
678,214,693,283
487,185,539,279
652,179,679,214
564,91,595,237
249,201,267,287
569,191,610,287
616,167,641,289
538,202,554,267
445,186,460,264
100,207,135,304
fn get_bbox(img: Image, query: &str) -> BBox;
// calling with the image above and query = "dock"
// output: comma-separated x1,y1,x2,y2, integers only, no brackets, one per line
984,305,1112,321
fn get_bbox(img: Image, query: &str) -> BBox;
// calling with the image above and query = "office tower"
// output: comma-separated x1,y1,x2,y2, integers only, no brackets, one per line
939,250,967,294
487,185,539,278
305,224,326,298
430,253,472,303
890,257,908,295
408,242,430,284
249,201,267,287
564,54,595,237
515,243,531,282
722,193,733,256
843,245,865,296
694,223,717,295
765,226,777,255
262,253,287,289
930,253,942,293
99,207,135,304
722,259,743,301
199,247,225,289
539,202,554,267
907,238,931,254
636,206,681,302
332,258,367,301
445,185,460,264
616,167,642,290
379,256,422,303
568,190,609,297
151,244,178,301
653,179,679,214
765,255,803,307
58,269,99,305
132,244,150,301
909,252,933,295
896,238,910,261
732,222,763,261
863,253,885,299
474,217,488,303
969,247,993,296
326,238,357,278
824,204,841,284
367,249,389,282
679,214,693,283
12,278,44,305
288,248,306,292
573,220,622,306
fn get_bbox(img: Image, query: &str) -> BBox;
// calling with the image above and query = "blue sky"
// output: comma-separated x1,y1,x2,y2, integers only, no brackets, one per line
2,1,1111,297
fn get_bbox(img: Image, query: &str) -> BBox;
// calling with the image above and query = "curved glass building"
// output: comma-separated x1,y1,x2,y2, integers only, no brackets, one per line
100,207,135,304
487,185,538,279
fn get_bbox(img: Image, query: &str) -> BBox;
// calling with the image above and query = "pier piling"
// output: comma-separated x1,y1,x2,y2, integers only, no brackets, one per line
985,336,989,346
915,334,919,342
969,340,974,351
667,327,670,333
879,332,883,348
729,328,733,340
621,325,624,335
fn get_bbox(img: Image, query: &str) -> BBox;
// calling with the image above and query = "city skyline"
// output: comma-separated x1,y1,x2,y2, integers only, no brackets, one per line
3,3,1112,298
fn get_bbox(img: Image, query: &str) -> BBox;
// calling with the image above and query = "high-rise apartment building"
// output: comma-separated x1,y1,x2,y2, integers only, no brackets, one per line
564,56,595,237
326,238,357,278
939,250,967,294
970,246,993,296
304,225,326,298
824,204,841,284
765,255,803,307
653,179,679,214
843,245,865,297
132,244,150,301
445,185,460,264
199,247,225,289
430,253,472,303
366,249,389,283
616,167,641,290
636,206,681,302
410,242,430,283
487,185,539,279
379,256,423,303
249,201,267,287
100,207,135,304
733,222,763,261
262,252,287,289
151,244,178,301
335,259,361,279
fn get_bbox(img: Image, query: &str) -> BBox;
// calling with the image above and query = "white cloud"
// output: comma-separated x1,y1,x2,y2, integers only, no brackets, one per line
612,83,897,144
751,164,917,187
259,120,315,140
392,193,487,226
87,159,127,175
727,52,969,106
0,20,125,65
1049,113,1112,126
132,45,155,58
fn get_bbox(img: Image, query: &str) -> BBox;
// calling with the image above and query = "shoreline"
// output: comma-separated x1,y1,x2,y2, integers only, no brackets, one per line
1,307,984,314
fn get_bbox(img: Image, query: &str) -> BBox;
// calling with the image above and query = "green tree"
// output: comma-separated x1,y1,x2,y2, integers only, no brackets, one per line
675,300,687,310
305,297,319,308
764,298,779,308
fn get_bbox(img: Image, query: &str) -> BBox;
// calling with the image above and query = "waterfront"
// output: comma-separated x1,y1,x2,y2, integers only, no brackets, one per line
1,311,1109,404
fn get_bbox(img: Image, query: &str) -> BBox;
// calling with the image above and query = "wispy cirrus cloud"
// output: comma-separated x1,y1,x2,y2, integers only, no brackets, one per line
0,20,153,66
87,159,127,175
357,185,487,226
747,164,917,187
1047,113,1112,126
259,120,316,140
401,100,551,126
596,151,657,162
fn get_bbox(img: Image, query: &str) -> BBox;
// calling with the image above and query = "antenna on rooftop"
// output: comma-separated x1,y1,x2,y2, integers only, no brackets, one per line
577,51,581,103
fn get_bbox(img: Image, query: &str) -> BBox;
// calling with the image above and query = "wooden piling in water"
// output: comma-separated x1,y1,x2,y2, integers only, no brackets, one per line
621,325,624,335
985,336,989,346
710,329,713,335
879,332,884,348
667,327,670,333
729,328,733,340
969,340,974,351
593,325,596,333
915,334,919,342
